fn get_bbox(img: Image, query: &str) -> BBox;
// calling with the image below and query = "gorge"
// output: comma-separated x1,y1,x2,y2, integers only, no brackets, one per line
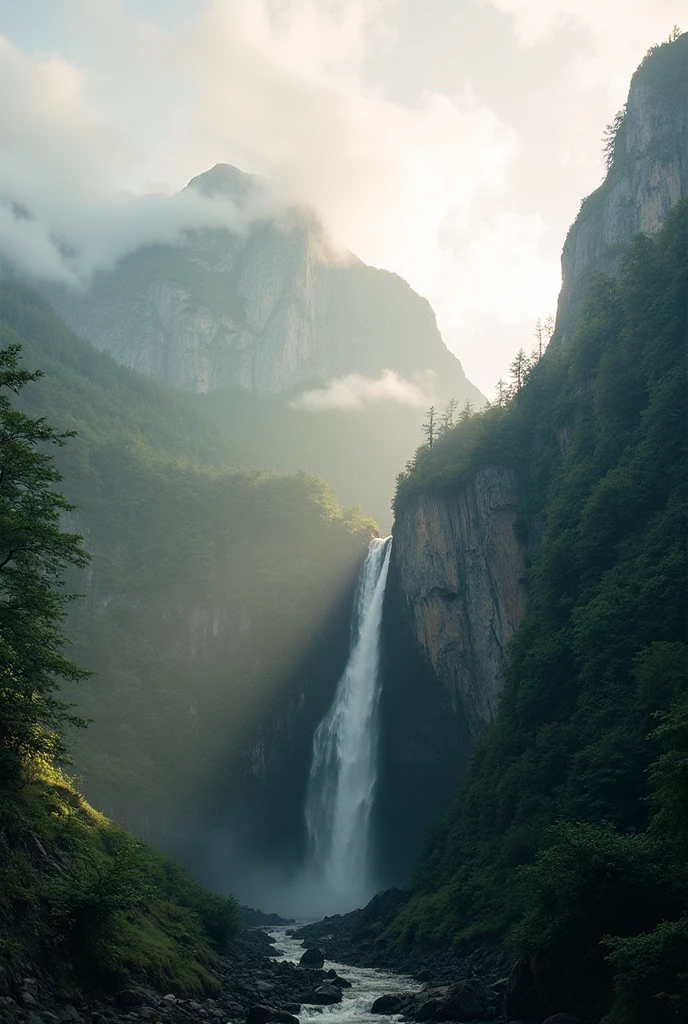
0,22,686,1024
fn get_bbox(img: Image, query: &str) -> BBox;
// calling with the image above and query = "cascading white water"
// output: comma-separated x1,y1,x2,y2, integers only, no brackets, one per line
305,536,392,909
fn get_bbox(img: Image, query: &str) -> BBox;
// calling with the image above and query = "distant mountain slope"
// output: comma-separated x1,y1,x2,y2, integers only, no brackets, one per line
0,284,376,896
45,164,482,403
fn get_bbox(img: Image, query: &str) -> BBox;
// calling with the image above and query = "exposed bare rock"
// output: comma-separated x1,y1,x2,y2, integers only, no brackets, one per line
47,165,480,403
555,33,687,342
391,466,527,740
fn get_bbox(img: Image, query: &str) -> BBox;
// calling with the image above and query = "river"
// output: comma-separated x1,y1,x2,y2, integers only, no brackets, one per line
268,926,420,1024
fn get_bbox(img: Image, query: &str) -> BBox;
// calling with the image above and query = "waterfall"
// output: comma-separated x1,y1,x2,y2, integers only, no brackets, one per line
305,536,392,909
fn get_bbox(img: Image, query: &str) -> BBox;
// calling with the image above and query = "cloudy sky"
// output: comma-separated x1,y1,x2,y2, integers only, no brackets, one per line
0,0,684,395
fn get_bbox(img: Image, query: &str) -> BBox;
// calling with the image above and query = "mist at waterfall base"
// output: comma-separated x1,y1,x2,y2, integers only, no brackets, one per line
224,538,393,919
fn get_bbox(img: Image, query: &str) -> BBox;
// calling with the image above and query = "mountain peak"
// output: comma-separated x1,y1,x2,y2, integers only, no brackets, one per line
185,163,258,200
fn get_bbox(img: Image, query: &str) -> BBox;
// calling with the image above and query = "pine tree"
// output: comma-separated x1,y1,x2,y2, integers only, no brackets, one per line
422,406,437,447
509,348,529,393
0,343,90,784
440,398,458,435
459,400,475,423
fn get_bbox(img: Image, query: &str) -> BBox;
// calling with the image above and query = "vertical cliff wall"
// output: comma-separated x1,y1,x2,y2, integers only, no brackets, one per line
390,467,527,738
555,32,687,341
376,466,529,880
377,38,688,882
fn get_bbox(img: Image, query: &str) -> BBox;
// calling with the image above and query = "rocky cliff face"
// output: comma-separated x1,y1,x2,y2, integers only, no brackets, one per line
555,32,687,341
390,467,527,739
374,467,529,882
50,164,480,402
376,36,688,884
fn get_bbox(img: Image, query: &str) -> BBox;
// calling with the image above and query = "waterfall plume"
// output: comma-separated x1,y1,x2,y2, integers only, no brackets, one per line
304,536,392,911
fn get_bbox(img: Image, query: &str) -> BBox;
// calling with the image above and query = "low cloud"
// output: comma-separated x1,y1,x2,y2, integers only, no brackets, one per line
290,370,432,412
0,3,522,299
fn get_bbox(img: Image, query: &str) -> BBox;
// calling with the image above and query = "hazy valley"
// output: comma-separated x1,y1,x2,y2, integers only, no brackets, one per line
0,18,686,1024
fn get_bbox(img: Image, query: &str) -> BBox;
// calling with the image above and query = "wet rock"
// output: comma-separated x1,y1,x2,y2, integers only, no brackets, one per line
311,986,342,1006
324,972,351,990
330,977,351,990
299,948,324,968
542,1017,582,1024
414,980,489,1022
246,1005,299,1024
22,992,39,1008
27,1013,44,1024
371,995,405,1015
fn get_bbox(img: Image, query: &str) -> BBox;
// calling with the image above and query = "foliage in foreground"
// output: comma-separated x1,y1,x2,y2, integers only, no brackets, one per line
390,199,688,1019
0,343,90,782
0,765,240,997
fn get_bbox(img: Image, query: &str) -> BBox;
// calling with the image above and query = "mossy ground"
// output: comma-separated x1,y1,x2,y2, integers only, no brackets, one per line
0,763,239,999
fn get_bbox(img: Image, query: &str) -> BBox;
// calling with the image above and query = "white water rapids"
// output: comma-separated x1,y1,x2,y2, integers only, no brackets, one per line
304,537,392,911
268,926,419,1024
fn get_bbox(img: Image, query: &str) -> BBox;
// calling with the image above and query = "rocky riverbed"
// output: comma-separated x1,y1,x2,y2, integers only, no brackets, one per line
0,897,598,1024
0,929,344,1024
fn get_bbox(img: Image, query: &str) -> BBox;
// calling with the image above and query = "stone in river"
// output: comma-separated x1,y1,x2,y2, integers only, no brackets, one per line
299,948,325,968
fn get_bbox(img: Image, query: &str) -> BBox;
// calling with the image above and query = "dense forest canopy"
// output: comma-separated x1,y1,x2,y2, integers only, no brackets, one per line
389,200,688,1022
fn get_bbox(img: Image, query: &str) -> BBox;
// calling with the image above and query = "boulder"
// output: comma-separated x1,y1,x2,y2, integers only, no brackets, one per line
542,1017,582,1024
330,974,352,989
371,995,405,1015
312,985,342,1005
246,1006,299,1024
299,947,325,967
504,960,539,1021
414,981,489,1022
437,980,489,1021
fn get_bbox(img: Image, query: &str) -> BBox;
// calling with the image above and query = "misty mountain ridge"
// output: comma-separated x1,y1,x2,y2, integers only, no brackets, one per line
39,162,481,406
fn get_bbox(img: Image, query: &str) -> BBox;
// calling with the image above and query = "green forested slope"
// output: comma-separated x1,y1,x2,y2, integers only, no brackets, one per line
0,284,375,870
391,202,688,1021
0,332,241,998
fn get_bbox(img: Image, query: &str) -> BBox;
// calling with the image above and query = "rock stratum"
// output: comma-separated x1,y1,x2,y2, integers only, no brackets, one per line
49,164,481,402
